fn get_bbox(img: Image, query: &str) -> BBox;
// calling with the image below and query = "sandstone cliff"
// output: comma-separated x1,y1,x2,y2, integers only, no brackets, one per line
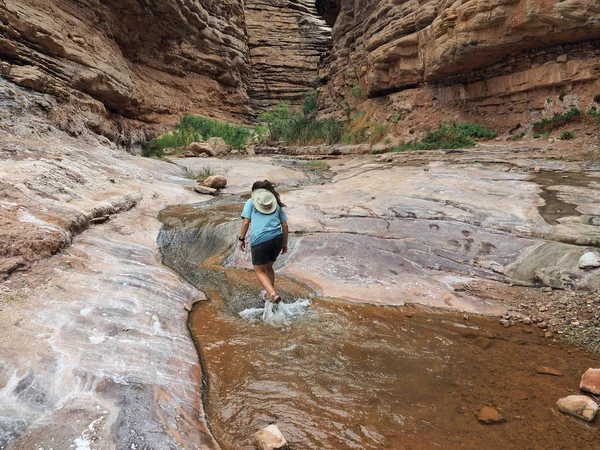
318,0,600,124
245,0,331,113
0,0,251,143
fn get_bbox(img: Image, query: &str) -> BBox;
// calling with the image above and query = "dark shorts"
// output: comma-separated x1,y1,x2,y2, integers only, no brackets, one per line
251,234,283,266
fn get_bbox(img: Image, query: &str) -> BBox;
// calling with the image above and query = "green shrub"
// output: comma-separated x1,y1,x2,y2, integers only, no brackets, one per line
265,103,343,145
392,121,497,152
254,124,268,145
340,100,352,120
559,130,574,140
178,115,252,149
510,132,526,140
532,108,581,133
350,85,363,98
142,140,165,158
391,112,402,124
532,133,541,139
303,90,318,118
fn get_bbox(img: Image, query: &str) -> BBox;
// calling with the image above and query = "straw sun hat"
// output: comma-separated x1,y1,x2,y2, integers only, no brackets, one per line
251,188,277,214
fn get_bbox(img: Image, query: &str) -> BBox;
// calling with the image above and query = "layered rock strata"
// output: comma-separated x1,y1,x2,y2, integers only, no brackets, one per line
0,0,251,140
245,0,332,112
318,0,600,122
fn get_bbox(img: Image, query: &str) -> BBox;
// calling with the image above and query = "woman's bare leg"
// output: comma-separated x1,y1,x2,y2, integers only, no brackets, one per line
266,261,275,288
254,263,277,299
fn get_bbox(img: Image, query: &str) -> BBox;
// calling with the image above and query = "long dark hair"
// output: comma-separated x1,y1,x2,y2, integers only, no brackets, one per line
252,180,286,208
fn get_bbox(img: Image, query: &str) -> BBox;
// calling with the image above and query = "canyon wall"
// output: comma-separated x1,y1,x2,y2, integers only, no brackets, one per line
245,0,331,113
317,0,600,125
0,0,251,144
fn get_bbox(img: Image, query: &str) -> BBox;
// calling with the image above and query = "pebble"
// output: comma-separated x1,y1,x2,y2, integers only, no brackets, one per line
536,366,563,376
254,425,289,450
476,406,504,424
580,368,600,395
537,322,548,329
499,319,511,328
556,395,598,422
539,306,548,312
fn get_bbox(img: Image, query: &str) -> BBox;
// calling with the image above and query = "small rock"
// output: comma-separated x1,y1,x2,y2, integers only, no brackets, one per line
539,306,548,312
536,366,562,376
556,54,568,63
556,395,598,422
580,368,600,395
187,142,216,157
254,424,289,450
499,319,511,328
533,166,541,173
203,175,227,189
579,252,600,269
476,406,504,424
544,331,555,339
541,287,552,293
207,137,229,155
537,322,548,329
522,318,531,325
194,185,218,196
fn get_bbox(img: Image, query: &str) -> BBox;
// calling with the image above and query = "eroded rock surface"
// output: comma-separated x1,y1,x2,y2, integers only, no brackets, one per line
0,80,218,448
318,0,600,122
0,0,251,131
246,0,331,112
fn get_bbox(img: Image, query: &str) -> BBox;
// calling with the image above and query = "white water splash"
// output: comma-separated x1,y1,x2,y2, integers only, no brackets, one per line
239,298,311,325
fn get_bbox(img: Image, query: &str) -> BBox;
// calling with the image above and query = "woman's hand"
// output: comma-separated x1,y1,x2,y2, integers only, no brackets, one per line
281,243,288,255
239,239,246,252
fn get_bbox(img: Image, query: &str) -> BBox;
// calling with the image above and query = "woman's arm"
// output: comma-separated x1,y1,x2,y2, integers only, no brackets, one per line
281,221,289,254
239,218,250,251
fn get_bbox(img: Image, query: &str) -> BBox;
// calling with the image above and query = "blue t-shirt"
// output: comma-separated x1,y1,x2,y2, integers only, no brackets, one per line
241,198,288,246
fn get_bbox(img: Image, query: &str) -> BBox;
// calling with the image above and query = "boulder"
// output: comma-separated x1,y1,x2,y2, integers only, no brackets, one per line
476,406,504,424
579,252,600,269
254,424,288,450
203,175,227,189
580,368,600,395
207,137,229,155
187,142,216,157
556,395,598,422
194,185,218,196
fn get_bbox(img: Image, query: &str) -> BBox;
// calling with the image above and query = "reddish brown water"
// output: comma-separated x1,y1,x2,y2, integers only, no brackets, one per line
189,274,600,450
160,202,600,450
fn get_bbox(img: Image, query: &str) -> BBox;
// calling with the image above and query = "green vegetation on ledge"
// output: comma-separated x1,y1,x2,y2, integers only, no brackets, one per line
143,115,252,157
393,122,497,152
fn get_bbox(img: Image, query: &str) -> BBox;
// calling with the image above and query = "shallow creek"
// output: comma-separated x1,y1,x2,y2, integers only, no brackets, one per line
157,195,600,449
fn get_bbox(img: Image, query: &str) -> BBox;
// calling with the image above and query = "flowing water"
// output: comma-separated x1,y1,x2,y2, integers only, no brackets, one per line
158,198,600,450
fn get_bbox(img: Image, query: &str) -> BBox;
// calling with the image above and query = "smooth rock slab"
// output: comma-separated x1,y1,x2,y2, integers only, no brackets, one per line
556,395,598,422
254,424,288,450
580,368,600,395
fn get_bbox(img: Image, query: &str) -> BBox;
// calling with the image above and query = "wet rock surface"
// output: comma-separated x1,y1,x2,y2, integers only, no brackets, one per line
0,85,220,448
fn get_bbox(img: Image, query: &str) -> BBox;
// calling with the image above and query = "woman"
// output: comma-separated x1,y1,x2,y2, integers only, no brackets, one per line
239,180,289,303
